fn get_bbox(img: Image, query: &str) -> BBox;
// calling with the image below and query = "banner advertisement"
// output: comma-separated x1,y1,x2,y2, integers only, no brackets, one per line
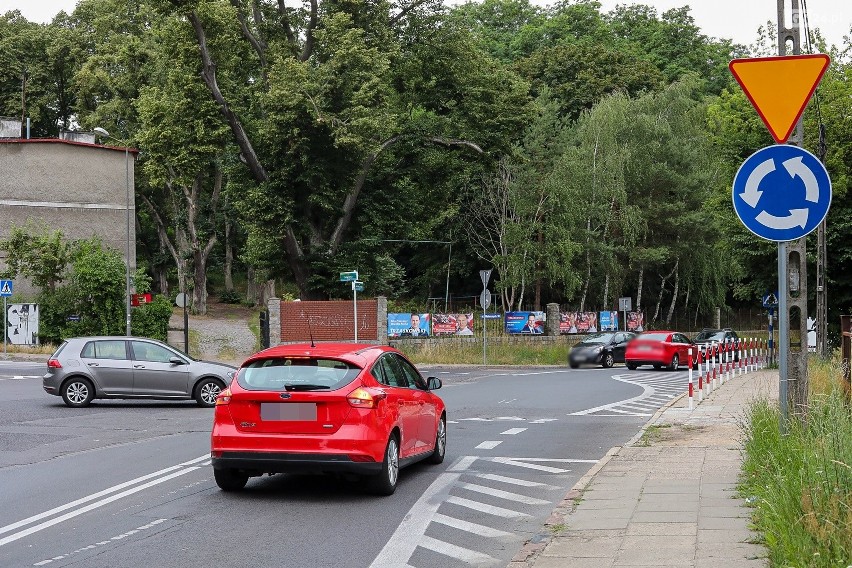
599,311,619,331
432,313,475,336
388,313,431,337
505,311,545,335
559,312,599,334
6,303,39,345
626,311,645,332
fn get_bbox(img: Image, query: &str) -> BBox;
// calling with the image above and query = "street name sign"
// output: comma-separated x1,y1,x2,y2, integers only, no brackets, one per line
732,144,831,242
729,54,830,143
339,271,358,282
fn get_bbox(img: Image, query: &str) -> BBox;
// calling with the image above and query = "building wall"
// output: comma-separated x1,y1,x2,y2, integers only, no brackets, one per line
0,139,136,297
280,300,378,342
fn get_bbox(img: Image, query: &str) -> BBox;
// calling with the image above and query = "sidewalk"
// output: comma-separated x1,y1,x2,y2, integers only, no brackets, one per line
512,368,777,568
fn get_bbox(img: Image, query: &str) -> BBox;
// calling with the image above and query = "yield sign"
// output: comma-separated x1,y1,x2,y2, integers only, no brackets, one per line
729,54,830,143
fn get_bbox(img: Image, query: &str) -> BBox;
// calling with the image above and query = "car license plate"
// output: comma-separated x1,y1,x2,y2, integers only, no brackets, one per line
638,345,652,351
260,402,317,421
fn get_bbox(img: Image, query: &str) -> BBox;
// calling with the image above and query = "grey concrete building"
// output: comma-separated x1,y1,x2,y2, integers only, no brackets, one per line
0,123,136,297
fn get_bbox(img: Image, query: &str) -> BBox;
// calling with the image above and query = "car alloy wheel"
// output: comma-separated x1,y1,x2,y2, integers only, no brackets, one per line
427,417,446,464
603,353,615,368
62,378,94,408
195,378,224,407
369,435,400,496
669,354,679,371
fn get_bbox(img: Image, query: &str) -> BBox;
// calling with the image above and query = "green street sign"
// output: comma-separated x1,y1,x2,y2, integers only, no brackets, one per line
353,281,364,292
339,271,358,282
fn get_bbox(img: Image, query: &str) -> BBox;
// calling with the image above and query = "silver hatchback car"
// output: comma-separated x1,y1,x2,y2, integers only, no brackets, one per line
43,337,236,408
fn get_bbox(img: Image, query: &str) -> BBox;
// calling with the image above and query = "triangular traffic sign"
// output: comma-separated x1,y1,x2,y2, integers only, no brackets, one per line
729,54,830,143
0,281,10,294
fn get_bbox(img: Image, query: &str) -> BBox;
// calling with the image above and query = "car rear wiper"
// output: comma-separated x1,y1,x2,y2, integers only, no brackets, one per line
284,383,331,391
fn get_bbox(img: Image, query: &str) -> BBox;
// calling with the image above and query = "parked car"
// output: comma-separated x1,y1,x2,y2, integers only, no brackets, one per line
210,343,446,495
569,332,636,368
692,328,740,362
624,331,694,371
43,337,236,408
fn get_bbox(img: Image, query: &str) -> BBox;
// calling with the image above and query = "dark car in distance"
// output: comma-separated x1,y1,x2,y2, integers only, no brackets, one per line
692,328,740,362
569,332,636,369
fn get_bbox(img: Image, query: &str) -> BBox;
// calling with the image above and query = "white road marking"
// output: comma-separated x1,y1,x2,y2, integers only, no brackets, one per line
529,418,558,423
447,456,478,472
476,441,502,450
475,473,558,489
0,375,41,381
457,482,550,505
369,456,475,567
445,496,531,519
432,513,513,538
0,455,207,545
497,398,517,404
419,535,501,565
500,428,526,435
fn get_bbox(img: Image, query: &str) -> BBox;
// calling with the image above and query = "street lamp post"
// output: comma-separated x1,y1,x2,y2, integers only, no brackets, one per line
93,127,132,336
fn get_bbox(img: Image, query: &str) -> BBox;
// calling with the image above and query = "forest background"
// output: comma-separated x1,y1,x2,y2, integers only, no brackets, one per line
2,0,851,342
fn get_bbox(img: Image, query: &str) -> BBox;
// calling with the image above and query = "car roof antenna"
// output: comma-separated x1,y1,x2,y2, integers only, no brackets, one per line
302,311,316,348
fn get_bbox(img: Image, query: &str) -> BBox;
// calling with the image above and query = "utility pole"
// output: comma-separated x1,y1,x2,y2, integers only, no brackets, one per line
776,0,809,420
815,124,827,357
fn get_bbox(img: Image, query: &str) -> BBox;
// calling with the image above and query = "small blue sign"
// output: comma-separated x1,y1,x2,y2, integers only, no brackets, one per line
0,279,12,297
732,145,831,242
762,292,779,308
480,313,502,320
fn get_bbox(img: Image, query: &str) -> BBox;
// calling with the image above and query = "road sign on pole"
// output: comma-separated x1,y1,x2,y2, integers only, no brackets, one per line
479,269,492,288
0,280,12,297
729,54,830,143
732,145,831,242
762,292,779,308
339,271,358,282
479,289,491,310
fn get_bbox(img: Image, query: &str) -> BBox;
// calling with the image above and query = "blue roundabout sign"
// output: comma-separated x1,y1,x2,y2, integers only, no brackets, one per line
732,145,831,242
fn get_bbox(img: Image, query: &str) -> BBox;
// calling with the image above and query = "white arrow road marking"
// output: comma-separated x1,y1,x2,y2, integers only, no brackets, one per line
741,157,775,207
783,156,820,202
756,208,809,229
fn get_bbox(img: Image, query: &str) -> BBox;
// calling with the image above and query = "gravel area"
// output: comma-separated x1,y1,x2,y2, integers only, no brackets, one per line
169,307,259,366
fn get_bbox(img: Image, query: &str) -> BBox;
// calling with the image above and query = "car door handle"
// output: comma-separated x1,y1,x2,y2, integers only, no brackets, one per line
87,362,99,367
134,364,145,368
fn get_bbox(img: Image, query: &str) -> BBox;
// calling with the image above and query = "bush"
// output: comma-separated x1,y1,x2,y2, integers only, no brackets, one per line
130,295,173,341
219,289,242,304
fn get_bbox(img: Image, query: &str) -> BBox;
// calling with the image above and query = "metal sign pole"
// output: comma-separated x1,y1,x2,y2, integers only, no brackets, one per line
353,281,358,343
3,297,6,358
778,242,789,430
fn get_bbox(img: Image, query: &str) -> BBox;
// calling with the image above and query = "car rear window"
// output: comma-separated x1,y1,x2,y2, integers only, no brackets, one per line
50,341,69,358
639,333,670,341
236,357,361,391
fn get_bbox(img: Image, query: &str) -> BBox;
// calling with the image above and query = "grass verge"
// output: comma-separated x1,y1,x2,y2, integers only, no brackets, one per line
399,339,574,366
740,356,851,566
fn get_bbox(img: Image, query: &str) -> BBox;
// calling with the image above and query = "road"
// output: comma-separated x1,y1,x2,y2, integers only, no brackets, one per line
0,360,691,568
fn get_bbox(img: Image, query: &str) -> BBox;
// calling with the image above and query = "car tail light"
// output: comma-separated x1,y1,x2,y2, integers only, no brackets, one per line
211,451,222,458
347,387,386,409
215,388,231,405
47,359,62,369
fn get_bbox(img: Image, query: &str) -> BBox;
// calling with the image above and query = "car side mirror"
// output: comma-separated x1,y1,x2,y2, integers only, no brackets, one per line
427,377,442,391
169,357,186,365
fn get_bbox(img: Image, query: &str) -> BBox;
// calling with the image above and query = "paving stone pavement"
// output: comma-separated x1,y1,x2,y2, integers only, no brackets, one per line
511,368,778,568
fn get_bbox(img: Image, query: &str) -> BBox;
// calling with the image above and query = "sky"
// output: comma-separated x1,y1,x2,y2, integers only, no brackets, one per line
1,0,850,49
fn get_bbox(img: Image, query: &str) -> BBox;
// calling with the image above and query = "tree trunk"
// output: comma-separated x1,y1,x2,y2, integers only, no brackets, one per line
224,218,234,293
246,266,258,305
602,273,610,310
192,250,208,315
636,267,644,311
665,259,680,324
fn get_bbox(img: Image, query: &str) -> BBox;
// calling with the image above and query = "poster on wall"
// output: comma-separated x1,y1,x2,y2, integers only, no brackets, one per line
599,311,619,331
388,313,431,337
7,303,39,345
559,312,599,334
505,311,545,334
432,313,475,336
626,311,645,332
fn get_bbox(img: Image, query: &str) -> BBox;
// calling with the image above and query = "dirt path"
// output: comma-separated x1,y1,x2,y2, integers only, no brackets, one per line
168,302,259,366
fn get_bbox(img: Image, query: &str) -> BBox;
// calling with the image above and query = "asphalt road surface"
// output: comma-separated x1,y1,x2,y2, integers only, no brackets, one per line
0,360,691,568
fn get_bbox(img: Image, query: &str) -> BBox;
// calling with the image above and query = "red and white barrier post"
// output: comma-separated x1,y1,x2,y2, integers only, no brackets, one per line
688,348,694,410
738,338,744,376
711,341,718,391
697,348,704,403
724,338,731,383
749,337,755,372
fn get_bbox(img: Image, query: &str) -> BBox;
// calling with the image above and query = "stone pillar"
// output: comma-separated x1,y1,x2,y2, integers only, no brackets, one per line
268,297,281,346
545,303,560,336
377,296,388,345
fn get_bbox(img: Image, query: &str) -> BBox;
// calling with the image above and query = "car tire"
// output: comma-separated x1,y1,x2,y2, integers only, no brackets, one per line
626,363,638,371
61,377,95,408
426,416,446,465
653,364,662,370
195,378,225,407
668,354,679,371
214,468,248,491
368,434,400,496
602,353,615,368
569,362,579,369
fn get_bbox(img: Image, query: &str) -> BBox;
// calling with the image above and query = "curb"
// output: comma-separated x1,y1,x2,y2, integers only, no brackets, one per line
509,389,690,567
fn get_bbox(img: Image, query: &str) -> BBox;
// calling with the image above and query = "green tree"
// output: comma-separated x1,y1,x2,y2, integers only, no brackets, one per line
0,223,71,292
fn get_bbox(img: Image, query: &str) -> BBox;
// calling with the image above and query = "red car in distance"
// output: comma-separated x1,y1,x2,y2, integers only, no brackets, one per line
624,331,695,371
211,343,446,495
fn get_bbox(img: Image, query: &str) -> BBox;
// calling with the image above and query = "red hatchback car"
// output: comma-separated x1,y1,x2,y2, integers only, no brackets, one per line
211,343,446,495
624,331,694,371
